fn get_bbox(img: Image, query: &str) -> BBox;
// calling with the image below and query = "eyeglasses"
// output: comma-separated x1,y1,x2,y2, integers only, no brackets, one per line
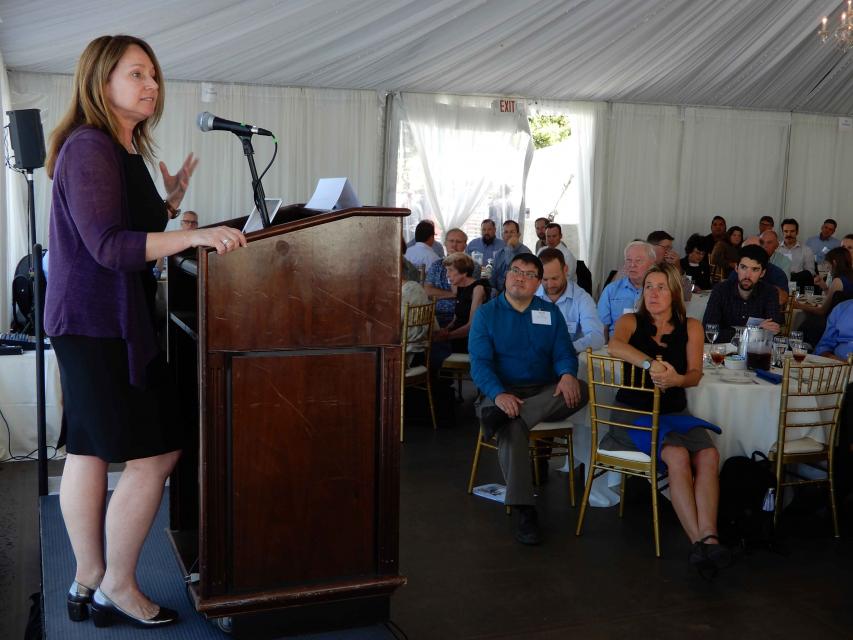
508,266,539,280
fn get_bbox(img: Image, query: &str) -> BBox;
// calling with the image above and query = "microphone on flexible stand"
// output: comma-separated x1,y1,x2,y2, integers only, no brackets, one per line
196,111,273,137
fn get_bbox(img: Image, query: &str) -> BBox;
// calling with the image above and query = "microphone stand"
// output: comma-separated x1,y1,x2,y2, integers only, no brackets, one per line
25,169,49,496
238,135,270,228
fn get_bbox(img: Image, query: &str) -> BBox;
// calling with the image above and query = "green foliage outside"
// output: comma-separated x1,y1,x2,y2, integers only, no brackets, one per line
529,114,571,149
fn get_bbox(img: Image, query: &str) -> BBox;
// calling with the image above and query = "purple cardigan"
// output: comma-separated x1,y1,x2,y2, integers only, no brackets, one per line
45,126,157,387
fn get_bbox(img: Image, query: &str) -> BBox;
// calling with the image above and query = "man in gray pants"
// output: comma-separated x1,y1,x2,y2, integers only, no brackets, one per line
469,253,589,545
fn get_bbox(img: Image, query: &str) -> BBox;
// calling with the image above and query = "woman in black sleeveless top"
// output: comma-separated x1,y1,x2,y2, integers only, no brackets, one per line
433,252,489,354
605,264,729,569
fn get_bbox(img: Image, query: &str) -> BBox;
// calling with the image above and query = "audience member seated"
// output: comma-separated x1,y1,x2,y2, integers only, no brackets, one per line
727,236,789,305
779,218,816,290
709,225,743,279
796,247,853,345
534,216,549,251
180,210,199,229
432,252,489,357
598,241,656,341
647,230,682,272
680,233,712,290
806,218,840,266
536,223,577,280
491,220,531,292
423,228,480,326
400,238,420,283
701,215,727,256
842,234,853,260
604,264,729,570
704,244,783,344
405,220,442,269
466,218,505,263
401,260,437,366
760,229,791,277
758,215,774,235
469,253,588,545
536,248,604,353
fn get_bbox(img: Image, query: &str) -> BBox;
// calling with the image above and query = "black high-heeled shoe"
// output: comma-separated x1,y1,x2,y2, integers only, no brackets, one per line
90,588,179,628
67,581,96,622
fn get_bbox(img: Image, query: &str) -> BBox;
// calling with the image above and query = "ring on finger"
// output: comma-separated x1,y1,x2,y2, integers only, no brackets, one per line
222,238,232,246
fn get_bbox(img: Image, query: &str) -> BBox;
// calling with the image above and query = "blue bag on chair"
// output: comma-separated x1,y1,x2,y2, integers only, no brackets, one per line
628,414,722,457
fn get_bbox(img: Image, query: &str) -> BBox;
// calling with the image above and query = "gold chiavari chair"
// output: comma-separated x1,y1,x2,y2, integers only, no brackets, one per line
770,354,852,537
401,301,437,442
576,349,666,556
467,419,577,510
440,352,471,401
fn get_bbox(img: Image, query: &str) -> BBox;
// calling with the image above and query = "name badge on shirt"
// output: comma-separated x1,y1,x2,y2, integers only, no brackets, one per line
822,246,830,254
566,322,578,333
532,310,551,325
622,307,635,317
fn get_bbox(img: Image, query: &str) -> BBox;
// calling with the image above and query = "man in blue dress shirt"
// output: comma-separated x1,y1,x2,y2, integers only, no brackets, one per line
466,219,505,264
806,219,840,266
597,241,656,341
536,248,604,353
490,220,531,292
469,253,588,545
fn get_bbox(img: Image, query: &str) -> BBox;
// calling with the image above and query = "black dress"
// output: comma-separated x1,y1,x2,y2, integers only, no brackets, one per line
450,278,490,353
52,148,179,463
600,313,713,453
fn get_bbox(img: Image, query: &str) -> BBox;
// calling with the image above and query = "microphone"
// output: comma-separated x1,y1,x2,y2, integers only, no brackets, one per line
196,111,273,137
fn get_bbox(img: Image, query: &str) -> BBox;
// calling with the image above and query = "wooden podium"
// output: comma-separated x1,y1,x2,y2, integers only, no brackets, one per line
167,204,408,635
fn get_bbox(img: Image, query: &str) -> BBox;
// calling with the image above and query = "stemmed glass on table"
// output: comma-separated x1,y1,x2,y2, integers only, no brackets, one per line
705,323,719,345
772,336,788,368
704,324,723,370
790,340,808,363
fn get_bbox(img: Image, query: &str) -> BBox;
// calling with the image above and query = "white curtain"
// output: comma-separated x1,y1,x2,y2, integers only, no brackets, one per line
7,71,385,238
389,92,533,240
785,113,853,232
675,107,791,242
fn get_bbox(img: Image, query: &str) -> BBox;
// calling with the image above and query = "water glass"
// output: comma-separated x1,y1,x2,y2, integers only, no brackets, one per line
790,330,804,343
803,285,814,302
772,336,788,367
704,323,719,344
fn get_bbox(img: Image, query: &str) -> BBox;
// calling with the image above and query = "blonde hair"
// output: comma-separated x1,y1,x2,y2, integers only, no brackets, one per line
46,35,164,177
636,263,686,325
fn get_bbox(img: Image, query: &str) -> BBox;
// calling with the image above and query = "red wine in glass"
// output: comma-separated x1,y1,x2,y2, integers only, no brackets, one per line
711,351,725,366
792,351,806,363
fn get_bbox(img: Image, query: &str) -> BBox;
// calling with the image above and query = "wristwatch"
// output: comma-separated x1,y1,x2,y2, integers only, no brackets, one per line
164,200,181,218
641,359,652,371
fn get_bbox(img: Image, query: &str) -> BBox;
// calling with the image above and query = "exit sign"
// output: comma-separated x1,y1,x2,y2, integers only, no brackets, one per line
499,99,516,113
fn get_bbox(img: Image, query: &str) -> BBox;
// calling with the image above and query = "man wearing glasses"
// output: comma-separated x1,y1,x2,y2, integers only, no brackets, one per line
469,253,588,546
180,211,199,229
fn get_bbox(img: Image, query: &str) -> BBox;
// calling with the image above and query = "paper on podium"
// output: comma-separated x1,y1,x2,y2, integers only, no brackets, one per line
305,177,362,211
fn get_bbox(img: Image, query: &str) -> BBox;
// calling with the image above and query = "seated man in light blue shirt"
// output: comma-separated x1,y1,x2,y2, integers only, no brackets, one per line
814,299,853,362
536,248,604,353
404,220,442,269
469,252,588,546
490,220,530,292
466,218,505,264
597,241,656,342
805,219,839,266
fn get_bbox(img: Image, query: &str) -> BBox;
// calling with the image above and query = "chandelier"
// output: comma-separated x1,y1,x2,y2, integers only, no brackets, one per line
818,1,853,52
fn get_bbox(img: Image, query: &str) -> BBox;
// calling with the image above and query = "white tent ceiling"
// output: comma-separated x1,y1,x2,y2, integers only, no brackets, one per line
1,0,852,115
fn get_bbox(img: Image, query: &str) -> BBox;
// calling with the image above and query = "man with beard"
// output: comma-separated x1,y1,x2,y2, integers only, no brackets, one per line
469,253,588,545
703,244,783,344
536,248,604,353
466,218,505,264
534,216,549,251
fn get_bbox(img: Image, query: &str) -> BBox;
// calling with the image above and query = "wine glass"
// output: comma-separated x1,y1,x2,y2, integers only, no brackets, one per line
772,336,788,368
803,285,814,303
790,330,804,344
790,340,807,363
704,323,719,344
710,344,727,370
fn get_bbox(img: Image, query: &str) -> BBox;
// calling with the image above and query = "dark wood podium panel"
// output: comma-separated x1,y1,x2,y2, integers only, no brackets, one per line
206,215,401,352
230,350,378,592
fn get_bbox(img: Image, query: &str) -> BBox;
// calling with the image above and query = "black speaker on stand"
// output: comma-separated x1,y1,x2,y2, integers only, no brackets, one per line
6,108,49,496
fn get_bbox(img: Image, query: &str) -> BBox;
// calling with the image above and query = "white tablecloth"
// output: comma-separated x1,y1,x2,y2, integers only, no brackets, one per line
562,350,837,507
0,349,64,460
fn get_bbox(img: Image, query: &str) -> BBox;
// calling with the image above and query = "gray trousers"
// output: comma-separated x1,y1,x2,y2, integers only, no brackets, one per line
479,383,589,506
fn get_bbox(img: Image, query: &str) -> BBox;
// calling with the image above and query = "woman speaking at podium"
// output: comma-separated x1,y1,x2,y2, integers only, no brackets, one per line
44,35,245,629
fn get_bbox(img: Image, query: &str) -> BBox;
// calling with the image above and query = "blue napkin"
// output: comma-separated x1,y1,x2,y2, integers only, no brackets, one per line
627,414,722,457
755,369,782,384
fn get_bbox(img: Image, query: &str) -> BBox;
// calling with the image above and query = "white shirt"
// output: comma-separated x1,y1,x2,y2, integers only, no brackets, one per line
405,242,440,268
778,241,815,273
536,281,605,354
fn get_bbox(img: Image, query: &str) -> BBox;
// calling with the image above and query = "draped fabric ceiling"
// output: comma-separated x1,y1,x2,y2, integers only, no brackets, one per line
1,0,851,115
